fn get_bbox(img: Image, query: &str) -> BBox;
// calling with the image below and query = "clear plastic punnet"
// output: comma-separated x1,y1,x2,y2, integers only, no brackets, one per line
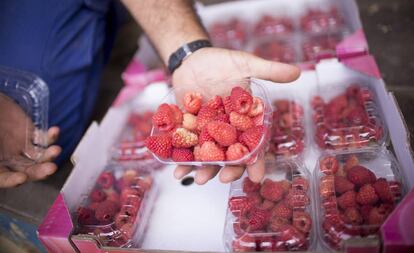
311,82,386,151
0,66,49,167
314,150,405,252
301,32,345,62
269,99,306,159
147,78,272,167
223,158,315,252
111,111,162,172
250,37,298,64
74,163,157,248
299,2,346,35
252,12,295,38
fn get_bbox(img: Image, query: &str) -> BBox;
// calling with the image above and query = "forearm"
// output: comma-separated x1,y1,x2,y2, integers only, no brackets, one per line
122,0,208,64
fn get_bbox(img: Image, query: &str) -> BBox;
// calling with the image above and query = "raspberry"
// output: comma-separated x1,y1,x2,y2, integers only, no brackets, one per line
97,172,115,189
311,96,324,109
275,224,307,250
197,141,225,161
279,180,292,194
77,207,96,225
230,87,253,114
271,202,292,219
120,188,141,203
268,216,290,232
233,218,249,236
334,176,355,194
145,135,172,159
274,100,290,113
373,178,394,203
193,145,202,161
293,211,312,234
171,128,198,148
292,177,309,192
90,189,107,202
368,205,392,225
319,175,335,199
105,189,120,203
242,177,261,193
198,127,214,145
239,126,264,151
256,236,276,252
252,113,264,126
246,207,270,231
356,184,378,205
229,196,254,216
152,103,176,131
343,207,362,225
206,95,224,113
183,92,202,114
322,196,337,213
347,165,376,187
196,106,218,131
320,156,339,175
285,189,310,210
215,113,230,123
223,95,234,114
260,179,284,202
246,192,263,206
337,190,357,209
171,148,194,162
248,97,264,117
259,200,275,211
229,112,254,131
207,121,237,146
95,200,119,223
226,143,249,161
169,104,183,124
182,113,197,131
360,205,373,222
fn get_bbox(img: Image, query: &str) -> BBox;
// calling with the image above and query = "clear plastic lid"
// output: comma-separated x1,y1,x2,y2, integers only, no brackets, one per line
311,82,386,151
301,32,345,62
208,18,249,50
253,14,295,38
223,158,315,252
0,66,49,168
74,163,156,248
269,99,306,159
300,3,346,35
250,37,298,64
314,150,405,251
147,78,272,166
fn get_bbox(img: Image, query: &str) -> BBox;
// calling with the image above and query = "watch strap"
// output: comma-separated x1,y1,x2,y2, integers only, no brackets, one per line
168,39,212,73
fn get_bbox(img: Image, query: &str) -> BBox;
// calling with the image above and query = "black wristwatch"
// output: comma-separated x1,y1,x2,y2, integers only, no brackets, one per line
167,39,212,74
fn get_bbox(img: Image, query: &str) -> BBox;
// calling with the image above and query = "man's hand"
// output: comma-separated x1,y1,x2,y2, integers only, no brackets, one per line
0,94,61,188
122,0,300,184
171,47,300,184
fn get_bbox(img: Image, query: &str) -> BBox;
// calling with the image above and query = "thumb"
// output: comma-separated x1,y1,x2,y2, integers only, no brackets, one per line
246,54,301,83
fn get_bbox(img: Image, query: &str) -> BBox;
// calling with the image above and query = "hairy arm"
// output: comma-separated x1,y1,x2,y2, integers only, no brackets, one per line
121,0,208,63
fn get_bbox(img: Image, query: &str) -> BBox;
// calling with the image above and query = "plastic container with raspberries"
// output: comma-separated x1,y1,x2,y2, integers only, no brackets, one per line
268,99,306,158
74,163,157,248
311,82,386,151
223,159,315,252
145,79,272,166
314,150,405,251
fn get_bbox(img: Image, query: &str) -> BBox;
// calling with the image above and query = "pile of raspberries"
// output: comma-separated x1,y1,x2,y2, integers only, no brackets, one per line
300,7,344,34
269,100,305,157
228,176,312,252
312,84,383,150
114,111,155,162
318,155,402,250
76,168,153,247
145,86,266,162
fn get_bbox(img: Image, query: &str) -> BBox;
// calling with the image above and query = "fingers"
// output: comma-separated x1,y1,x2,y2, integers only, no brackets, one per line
247,54,301,83
24,162,57,180
219,166,245,183
39,145,62,163
47,127,60,146
174,165,193,180
194,165,220,185
0,167,27,188
247,158,266,183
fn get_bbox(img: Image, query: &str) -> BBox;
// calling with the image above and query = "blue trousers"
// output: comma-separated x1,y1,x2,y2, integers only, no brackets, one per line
0,0,116,163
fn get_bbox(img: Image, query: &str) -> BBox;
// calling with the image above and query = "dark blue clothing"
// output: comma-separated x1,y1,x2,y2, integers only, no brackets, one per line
0,0,114,163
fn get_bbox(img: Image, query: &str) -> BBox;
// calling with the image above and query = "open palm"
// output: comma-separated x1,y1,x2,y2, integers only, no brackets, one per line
171,47,300,185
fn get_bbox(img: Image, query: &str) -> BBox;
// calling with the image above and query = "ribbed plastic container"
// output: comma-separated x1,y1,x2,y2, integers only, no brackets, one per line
223,158,315,252
74,163,157,248
0,66,48,168
148,78,273,166
314,150,405,252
